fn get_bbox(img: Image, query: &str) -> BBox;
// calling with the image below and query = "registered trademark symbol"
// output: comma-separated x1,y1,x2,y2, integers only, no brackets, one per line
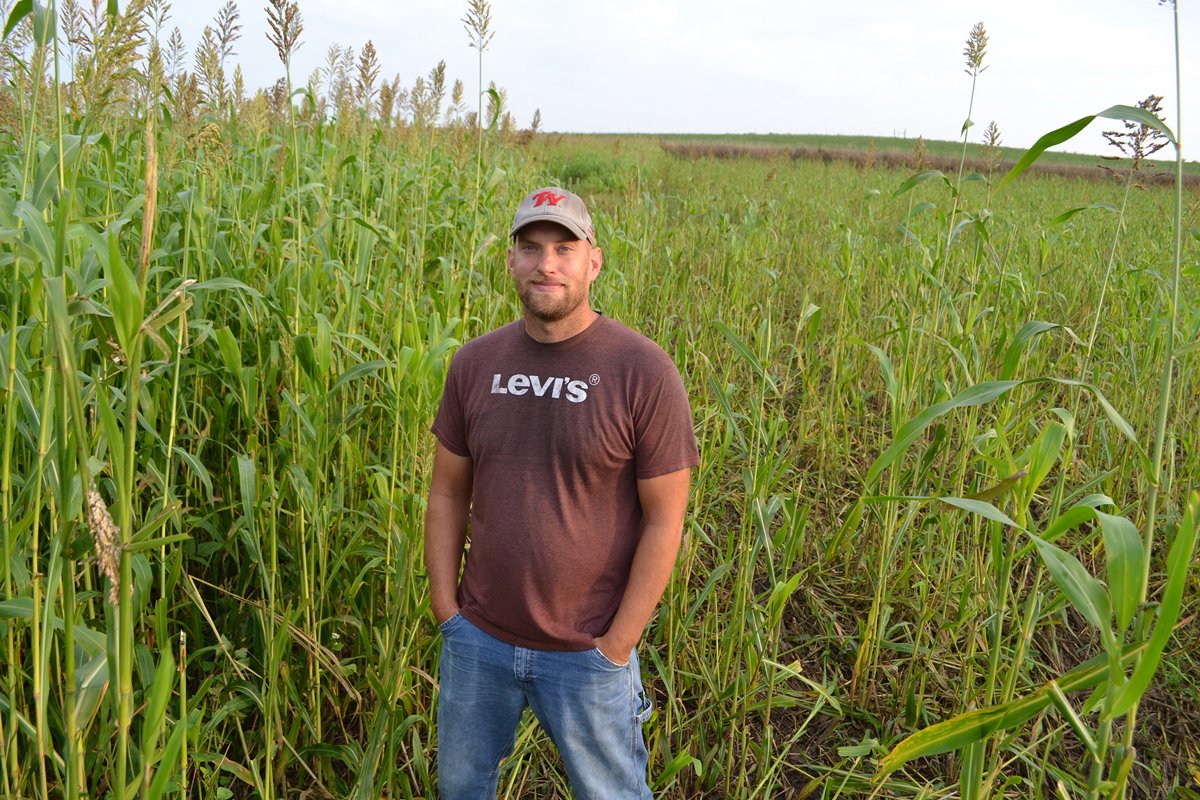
589,374,600,385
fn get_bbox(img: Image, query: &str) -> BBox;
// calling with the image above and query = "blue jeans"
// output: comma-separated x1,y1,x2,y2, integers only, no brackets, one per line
436,613,653,799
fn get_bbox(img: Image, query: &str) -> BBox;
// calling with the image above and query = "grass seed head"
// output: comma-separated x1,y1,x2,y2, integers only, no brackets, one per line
1101,94,1169,173
356,40,380,107
145,0,171,39
908,135,929,172
266,0,303,67
983,120,1001,148
463,0,495,52
963,22,988,76
214,0,242,64
165,27,185,77
85,490,122,604
378,75,398,124
74,0,150,116
981,120,1003,172
429,60,447,113
195,27,227,108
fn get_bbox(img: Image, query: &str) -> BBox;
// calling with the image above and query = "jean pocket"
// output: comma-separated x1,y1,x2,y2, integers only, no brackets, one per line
590,646,630,670
437,612,463,634
634,689,653,724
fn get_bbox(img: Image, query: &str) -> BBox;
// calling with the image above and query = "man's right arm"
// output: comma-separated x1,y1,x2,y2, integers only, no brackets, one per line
425,442,474,625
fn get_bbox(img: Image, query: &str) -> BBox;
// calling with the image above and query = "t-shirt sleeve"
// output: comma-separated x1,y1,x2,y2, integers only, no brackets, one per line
632,351,700,479
431,352,471,457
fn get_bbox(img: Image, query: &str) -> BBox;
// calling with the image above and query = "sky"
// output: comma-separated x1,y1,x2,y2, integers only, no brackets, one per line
164,0,1195,158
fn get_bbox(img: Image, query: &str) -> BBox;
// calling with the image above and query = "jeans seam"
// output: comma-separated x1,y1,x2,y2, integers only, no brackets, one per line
630,667,638,792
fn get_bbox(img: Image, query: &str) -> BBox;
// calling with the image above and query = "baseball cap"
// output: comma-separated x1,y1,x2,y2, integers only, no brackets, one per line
510,187,596,245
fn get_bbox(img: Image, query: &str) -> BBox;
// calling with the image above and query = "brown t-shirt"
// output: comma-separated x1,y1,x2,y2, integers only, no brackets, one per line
431,315,700,650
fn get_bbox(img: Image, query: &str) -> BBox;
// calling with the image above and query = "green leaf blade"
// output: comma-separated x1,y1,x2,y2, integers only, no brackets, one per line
139,649,176,763
864,381,1021,486
997,115,1096,191
1096,511,1144,634
1001,322,1068,381
939,497,1024,530
998,104,1176,192
14,200,54,266
1026,532,1111,632
893,169,948,198
1110,494,1199,716
1094,104,1176,145
3,0,32,40
881,645,1142,774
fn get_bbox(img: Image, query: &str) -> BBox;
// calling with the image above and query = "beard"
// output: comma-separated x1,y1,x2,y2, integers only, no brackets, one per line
516,281,587,323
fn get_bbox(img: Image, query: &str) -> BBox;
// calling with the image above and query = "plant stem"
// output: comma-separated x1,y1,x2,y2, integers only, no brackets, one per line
1124,4,1185,785
31,359,51,800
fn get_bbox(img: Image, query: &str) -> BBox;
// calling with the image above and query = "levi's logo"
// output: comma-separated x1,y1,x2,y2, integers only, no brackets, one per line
491,372,592,403
531,191,566,207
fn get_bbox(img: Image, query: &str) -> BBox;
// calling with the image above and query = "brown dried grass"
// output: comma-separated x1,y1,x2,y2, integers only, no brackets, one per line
658,139,1199,186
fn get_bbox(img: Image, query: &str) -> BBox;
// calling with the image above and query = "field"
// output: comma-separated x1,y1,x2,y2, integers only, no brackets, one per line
652,132,1200,174
3,3,1200,799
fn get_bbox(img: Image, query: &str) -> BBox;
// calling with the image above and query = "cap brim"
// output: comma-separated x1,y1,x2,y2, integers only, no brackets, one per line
510,217,593,244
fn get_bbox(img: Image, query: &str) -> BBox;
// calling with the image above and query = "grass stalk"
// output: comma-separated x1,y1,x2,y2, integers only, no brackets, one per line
1123,2,1186,780
61,554,78,798
3,9,51,792
941,22,986,287
115,354,143,800
179,631,189,799
48,12,83,800
112,72,160,800
1,208,21,800
463,0,494,327
31,358,51,800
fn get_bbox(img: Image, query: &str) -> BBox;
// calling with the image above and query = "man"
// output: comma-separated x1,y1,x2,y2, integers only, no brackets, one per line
425,186,699,799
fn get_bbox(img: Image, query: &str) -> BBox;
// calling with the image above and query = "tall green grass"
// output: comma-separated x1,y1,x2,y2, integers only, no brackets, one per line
0,3,1196,799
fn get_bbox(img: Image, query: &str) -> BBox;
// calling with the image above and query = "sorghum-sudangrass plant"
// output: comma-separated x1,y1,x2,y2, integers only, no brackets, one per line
2,3,1198,800
868,9,1195,800
545,133,1197,798
879,5,1194,797
461,0,496,324
0,0,526,797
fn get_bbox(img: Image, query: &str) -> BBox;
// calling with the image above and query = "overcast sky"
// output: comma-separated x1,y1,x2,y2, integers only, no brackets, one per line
165,0,1194,158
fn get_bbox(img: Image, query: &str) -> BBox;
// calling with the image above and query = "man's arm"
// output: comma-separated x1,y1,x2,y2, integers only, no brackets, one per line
593,467,693,664
425,443,474,625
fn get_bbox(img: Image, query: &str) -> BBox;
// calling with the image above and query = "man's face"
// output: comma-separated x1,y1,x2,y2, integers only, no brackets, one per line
507,221,602,324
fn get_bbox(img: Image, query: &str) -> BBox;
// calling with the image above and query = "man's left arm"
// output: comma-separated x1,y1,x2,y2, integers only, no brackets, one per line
594,467,693,665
